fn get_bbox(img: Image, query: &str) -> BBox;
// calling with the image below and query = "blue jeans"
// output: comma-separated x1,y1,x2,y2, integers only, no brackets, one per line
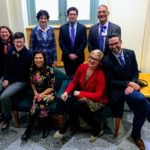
0,82,28,113
125,91,150,139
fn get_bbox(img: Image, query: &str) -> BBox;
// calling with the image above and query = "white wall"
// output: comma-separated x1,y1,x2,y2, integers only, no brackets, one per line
0,0,28,45
0,0,9,25
0,0,150,72
141,0,150,72
99,0,149,71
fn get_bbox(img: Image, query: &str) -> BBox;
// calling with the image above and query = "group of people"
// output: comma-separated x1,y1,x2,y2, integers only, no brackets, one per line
0,4,150,150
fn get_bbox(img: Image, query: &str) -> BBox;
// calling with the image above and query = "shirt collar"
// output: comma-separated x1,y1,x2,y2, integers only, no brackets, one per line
99,21,108,29
37,25,50,32
69,21,77,27
112,49,124,58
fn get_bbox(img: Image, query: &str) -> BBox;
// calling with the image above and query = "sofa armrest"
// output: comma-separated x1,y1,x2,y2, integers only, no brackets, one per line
56,80,71,99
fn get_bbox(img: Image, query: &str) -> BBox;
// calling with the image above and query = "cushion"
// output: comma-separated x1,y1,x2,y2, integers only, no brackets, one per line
54,68,68,91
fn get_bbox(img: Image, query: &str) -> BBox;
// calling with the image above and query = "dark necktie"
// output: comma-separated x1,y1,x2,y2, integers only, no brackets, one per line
70,24,75,48
118,55,125,66
99,26,106,52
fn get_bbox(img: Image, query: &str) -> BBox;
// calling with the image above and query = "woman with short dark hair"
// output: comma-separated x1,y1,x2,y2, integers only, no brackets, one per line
29,10,57,67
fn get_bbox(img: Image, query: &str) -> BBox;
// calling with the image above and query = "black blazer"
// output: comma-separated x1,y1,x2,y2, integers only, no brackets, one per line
102,49,139,103
59,22,87,62
88,22,121,55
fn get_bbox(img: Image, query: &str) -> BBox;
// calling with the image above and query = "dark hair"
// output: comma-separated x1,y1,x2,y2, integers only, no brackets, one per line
36,10,50,20
108,33,121,41
0,25,13,42
32,50,47,69
67,7,78,16
13,32,25,40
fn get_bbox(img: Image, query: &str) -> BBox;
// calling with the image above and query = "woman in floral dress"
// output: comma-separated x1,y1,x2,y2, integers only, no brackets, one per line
21,50,55,141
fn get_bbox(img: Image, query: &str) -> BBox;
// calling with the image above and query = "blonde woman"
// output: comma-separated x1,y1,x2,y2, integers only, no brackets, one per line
54,50,108,142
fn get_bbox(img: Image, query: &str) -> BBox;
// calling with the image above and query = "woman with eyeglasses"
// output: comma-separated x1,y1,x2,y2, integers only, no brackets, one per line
54,49,108,142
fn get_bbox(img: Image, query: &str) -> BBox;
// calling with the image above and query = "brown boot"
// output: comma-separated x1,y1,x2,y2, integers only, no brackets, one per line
57,115,64,129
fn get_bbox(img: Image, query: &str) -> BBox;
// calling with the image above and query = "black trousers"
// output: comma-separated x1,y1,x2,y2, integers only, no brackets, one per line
59,101,101,136
63,58,83,78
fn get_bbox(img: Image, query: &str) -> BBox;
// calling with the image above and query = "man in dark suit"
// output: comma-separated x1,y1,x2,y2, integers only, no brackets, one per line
59,7,87,78
103,33,150,150
88,5,121,55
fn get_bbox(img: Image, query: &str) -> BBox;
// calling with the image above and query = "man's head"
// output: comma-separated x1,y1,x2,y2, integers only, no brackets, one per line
13,32,25,52
36,10,49,29
67,7,78,24
97,5,109,25
108,33,122,54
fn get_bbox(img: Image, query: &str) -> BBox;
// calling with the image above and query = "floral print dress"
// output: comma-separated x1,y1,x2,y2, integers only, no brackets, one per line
30,66,55,118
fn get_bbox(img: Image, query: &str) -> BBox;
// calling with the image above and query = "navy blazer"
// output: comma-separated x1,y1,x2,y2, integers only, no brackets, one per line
88,22,121,55
59,22,87,62
102,49,139,103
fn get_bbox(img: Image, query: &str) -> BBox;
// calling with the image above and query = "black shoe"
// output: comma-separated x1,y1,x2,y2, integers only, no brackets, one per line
42,130,50,138
21,132,30,141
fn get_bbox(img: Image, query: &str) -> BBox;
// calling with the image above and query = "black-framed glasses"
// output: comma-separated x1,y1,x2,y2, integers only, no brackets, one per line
89,56,100,62
98,11,108,14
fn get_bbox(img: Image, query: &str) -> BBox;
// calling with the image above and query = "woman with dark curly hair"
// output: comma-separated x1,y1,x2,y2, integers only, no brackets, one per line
0,26,13,122
21,50,56,141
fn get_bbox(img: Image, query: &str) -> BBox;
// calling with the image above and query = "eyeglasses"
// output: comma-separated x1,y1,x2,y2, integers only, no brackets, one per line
98,11,108,14
89,56,100,62
109,41,120,47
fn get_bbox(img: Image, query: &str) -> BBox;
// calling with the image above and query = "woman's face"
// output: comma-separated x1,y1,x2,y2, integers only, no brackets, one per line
88,54,100,69
34,53,45,68
0,28,11,41
38,15,48,29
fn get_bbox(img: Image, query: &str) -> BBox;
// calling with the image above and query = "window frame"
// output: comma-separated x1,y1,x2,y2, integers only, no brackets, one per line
26,0,99,25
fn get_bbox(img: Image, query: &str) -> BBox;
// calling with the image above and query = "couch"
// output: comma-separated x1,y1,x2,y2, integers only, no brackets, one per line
12,68,69,128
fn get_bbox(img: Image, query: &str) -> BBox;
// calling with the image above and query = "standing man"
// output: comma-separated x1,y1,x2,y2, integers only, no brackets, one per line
103,33,150,150
59,7,87,78
88,5,121,55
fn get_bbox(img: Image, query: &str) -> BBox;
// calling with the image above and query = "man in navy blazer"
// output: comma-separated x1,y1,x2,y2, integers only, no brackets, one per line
59,7,87,78
103,33,150,150
88,5,121,55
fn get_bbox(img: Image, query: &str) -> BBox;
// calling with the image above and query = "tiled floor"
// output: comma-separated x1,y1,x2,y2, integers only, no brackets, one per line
0,112,150,150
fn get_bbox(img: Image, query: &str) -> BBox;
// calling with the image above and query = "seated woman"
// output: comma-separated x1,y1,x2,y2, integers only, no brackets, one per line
21,51,56,141
54,50,108,142
0,26,14,122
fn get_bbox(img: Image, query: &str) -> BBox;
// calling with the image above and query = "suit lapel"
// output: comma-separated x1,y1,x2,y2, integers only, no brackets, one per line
65,23,72,44
110,53,126,76
38,29,45,42
107,22,112,36
123,49,131,73
94,23,99,47
75,22,80,44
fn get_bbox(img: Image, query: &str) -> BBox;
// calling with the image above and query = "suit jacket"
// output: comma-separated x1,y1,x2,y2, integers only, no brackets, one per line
102,48,139,103
29,26,57,66
59,22,87,63
65,64,108,103
88,22,121,55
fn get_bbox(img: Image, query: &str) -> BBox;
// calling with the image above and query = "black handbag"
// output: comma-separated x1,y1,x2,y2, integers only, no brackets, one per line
138,79,148,87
